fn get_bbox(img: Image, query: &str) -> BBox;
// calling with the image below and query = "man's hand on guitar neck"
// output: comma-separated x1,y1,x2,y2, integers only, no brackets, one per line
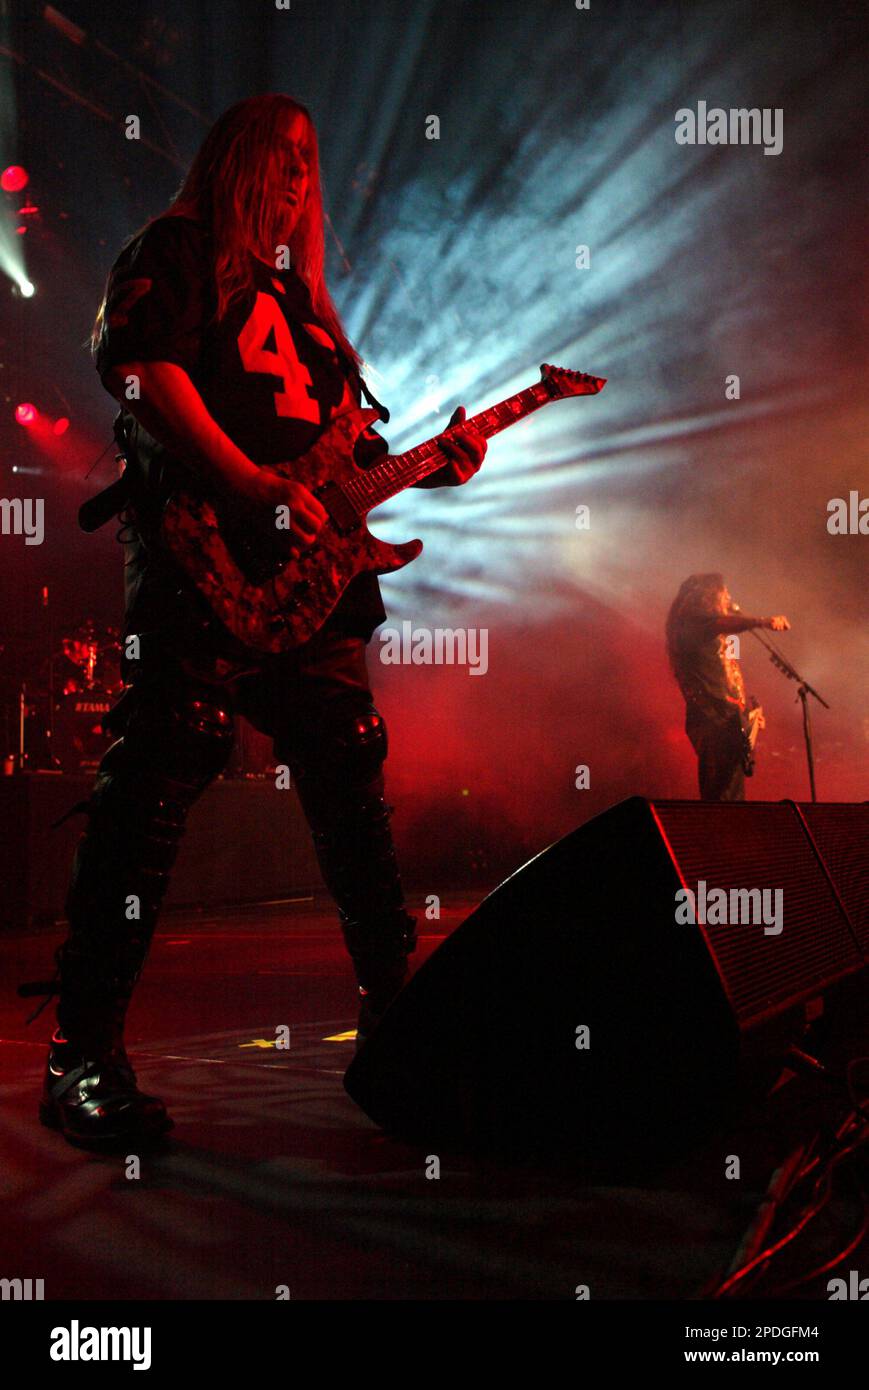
415,405,487,487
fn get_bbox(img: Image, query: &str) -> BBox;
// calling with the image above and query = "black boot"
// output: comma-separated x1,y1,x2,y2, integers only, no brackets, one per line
40,1032,171,1149
38,935,172,1149
29,680,236,1147
36,760,182,1147
346,913,417,1051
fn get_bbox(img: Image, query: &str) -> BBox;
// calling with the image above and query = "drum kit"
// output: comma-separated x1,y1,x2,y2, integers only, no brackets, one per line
3,620,122,775
3,615,272,777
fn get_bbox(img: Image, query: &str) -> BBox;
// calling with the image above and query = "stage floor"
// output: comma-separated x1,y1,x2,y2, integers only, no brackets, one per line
0,893,865,1301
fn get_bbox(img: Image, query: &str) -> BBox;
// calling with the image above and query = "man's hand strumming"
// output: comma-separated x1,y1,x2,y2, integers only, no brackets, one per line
237,468,327,551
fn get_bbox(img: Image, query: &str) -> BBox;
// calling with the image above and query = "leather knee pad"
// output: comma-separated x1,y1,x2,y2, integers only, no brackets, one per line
290,700,388,794
121,682,236,790
86,683,235,836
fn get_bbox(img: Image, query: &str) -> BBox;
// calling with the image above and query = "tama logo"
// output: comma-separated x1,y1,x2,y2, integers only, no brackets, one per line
50,1320,152,1371
0,1277,44,1299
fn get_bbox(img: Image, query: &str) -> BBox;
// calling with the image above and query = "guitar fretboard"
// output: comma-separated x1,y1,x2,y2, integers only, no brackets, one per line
342,380,553,514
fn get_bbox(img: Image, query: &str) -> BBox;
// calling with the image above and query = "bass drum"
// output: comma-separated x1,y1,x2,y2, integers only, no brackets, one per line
53,691,114,772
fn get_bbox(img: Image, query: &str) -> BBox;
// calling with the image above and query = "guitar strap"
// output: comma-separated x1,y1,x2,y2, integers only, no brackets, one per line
353,365,390,424
78,412,135,533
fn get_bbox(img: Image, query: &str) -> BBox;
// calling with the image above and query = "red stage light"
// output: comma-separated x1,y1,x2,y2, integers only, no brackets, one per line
15,403,37,425
53,417,70,436
1,165,29,193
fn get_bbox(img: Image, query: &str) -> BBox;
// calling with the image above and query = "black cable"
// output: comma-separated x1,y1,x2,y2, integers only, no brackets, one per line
714,1167,835,1297
712,1068,869,1299
714,1115,869,1297
769,1176,868,1296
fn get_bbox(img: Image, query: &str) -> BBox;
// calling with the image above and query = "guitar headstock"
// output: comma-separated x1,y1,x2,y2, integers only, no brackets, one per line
541,364,607,398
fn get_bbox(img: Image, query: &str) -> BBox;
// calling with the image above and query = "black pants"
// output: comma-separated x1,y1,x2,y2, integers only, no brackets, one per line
54,611,416,1055
686,711,746,802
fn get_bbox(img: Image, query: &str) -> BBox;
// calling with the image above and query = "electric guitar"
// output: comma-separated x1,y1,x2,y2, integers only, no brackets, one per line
739,697,765,776
161,363,606,652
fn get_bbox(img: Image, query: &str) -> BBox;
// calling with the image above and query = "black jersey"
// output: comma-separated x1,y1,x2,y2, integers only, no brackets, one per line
94,214,387,639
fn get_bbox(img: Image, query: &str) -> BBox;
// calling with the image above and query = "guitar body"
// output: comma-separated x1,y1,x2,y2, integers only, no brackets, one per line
157,364,605,653
739,698,765,776
162,406,422,653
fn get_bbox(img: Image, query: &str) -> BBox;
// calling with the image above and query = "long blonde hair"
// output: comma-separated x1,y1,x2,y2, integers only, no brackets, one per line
94,94,359,369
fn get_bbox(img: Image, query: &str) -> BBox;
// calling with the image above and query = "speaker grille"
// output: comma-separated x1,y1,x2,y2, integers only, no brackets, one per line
650,801,863,1024
798,802,869,955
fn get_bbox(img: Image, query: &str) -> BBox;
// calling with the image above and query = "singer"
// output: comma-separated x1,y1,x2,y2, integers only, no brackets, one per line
666,574,790,801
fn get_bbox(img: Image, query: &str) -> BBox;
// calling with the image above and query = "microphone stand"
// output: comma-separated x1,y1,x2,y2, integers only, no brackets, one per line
747,629,829,802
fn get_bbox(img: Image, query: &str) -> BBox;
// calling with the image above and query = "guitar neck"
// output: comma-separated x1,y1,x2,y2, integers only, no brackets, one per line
348,380,555,512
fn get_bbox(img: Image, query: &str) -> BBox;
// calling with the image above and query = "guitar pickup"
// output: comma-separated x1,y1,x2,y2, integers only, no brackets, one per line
314,481,361,536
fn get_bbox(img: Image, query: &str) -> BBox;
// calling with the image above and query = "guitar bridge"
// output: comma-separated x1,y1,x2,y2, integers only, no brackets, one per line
314,481,361,536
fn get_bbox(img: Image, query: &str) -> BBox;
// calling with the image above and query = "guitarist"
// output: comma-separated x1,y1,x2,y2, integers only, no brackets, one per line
665,573,790,801
33,95,486,1147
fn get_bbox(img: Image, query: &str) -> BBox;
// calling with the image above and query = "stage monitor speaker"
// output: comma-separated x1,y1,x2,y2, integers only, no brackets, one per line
796,801,869,955
345,798,868,1160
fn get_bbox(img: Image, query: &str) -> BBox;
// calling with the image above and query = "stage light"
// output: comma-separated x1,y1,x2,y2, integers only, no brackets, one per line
15,403,37,425
0,165,29,193
18,278,35,297
53,417,69,435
